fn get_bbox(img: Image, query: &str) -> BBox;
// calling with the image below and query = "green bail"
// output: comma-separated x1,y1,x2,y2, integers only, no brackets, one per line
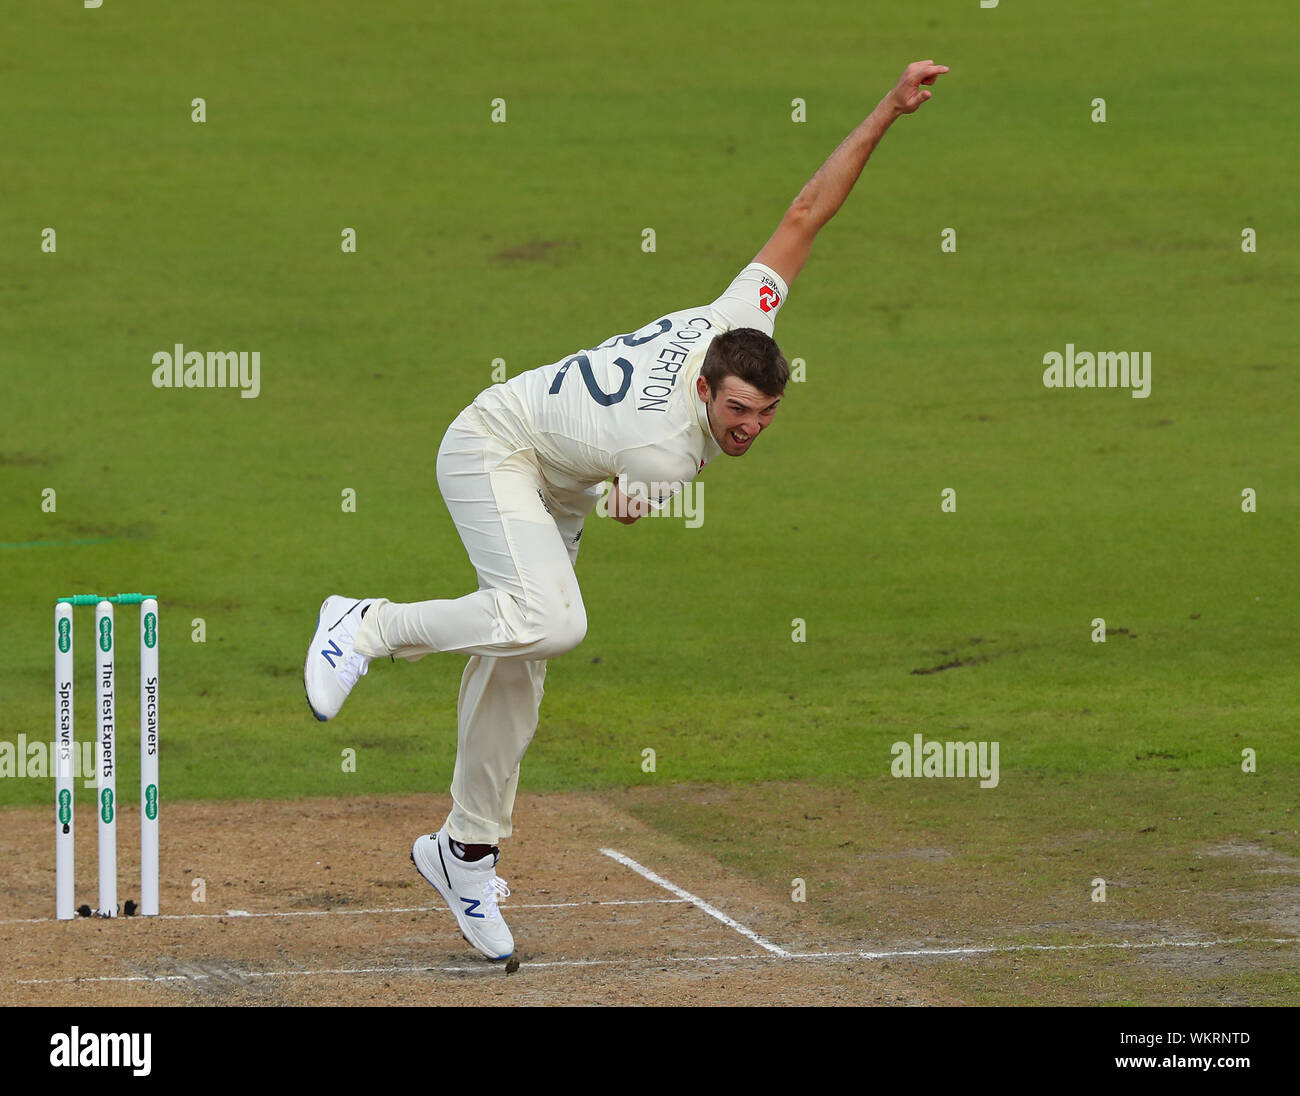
55,593,158,605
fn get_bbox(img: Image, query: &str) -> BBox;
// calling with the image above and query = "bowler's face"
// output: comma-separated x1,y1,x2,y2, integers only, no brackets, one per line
697,375,782,456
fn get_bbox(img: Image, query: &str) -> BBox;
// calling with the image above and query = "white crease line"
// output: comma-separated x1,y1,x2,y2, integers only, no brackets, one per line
599,848,789,957
15,936,1299,986
0,897,689,928
787,936,1300,960
16,954,769,985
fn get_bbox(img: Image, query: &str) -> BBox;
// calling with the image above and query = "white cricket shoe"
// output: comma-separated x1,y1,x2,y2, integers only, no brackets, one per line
411,831,514,960
303,595,374,721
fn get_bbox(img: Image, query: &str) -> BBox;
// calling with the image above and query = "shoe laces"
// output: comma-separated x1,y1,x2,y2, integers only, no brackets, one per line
338,652,370,690
480,875,510,919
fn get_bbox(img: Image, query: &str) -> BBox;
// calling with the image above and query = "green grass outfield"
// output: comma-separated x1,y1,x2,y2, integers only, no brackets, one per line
2,1,1296,999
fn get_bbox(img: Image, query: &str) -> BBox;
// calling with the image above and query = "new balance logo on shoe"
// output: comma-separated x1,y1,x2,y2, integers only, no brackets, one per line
320,639,343,668
410,832,514,959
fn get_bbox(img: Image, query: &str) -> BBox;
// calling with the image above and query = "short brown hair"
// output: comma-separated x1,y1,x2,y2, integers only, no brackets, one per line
701,328,789,397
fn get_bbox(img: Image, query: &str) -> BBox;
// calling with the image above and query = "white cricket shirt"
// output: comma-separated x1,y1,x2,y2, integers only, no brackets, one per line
472,261,789,510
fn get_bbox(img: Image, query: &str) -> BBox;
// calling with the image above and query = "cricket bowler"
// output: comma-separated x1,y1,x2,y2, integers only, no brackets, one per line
305,60,949,959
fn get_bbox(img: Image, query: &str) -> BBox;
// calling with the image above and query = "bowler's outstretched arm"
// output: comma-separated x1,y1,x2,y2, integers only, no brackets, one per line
754,60,949,290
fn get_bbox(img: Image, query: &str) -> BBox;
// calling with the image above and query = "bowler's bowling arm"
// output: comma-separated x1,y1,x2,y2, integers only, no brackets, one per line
753,60,949,291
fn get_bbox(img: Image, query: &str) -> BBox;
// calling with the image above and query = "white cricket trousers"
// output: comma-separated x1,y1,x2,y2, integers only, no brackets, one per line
352,404,591,845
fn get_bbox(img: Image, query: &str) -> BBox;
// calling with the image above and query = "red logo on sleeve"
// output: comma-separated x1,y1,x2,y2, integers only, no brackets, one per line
759,284,781,312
